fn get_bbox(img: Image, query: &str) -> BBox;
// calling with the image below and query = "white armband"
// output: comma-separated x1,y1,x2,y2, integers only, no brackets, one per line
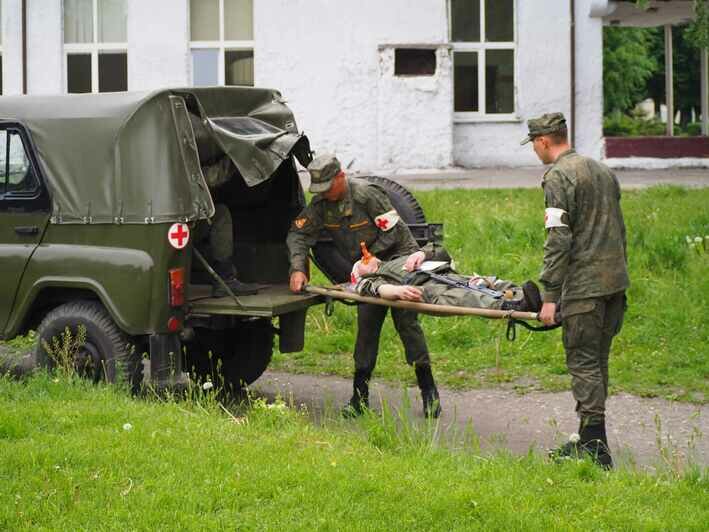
544,207,568,229
374,210,400,232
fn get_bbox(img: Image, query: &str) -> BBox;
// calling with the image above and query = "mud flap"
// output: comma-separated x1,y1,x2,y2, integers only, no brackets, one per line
278,310,307,353
149,333,189,390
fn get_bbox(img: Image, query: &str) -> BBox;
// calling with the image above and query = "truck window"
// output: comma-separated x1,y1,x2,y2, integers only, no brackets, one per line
0,129,38,196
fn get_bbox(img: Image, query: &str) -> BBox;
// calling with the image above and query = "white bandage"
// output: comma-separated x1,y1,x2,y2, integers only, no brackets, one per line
374,210,400,232
544,207,568,229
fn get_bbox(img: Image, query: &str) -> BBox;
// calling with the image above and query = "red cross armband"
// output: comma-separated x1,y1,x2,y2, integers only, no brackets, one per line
544,207,568,229
374,210,400,232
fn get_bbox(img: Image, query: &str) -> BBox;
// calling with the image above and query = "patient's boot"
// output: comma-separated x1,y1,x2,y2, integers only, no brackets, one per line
212,261,260,297
342,368,371,418
415,363,441,419
501,280,542,312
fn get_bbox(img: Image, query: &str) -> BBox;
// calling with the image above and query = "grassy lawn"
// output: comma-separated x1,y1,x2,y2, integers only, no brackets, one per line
272,186,709,402
1,374,707,531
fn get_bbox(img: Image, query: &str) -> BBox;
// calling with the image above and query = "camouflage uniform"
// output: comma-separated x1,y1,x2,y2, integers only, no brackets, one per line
195,156,235,263
529,114,629,428
287,178,429,371
355,255,523,310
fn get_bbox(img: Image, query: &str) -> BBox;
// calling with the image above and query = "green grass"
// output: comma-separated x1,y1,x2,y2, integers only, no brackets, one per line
1,374,707,531
273,186,709,402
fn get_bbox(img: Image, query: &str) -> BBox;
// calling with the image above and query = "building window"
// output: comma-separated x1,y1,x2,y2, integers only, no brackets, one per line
394,49,437,77
63,0,128,93
189,0,254,87
450,0,515,118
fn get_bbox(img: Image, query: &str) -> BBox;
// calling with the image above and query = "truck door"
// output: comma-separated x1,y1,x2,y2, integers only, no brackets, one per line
0,126,51,335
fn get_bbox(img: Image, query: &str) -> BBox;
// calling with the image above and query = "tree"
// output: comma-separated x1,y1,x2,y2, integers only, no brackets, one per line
603,27,658,114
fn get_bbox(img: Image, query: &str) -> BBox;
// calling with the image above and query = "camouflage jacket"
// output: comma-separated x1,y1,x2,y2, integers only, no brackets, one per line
286,178,420,275
540,149,629,303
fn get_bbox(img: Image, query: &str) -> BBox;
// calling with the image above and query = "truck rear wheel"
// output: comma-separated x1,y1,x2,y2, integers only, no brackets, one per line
35,300,142,388
312,175,427,283
185,319,274,392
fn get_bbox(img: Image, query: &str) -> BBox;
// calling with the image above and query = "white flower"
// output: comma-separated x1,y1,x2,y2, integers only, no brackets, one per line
202,381,214,391
695,236,703,243
685,235,692,244
123,423,133,431
568,432,580,443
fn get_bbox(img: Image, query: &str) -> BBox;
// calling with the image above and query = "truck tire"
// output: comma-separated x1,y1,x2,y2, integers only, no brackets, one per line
312,175,426,283
35,300,142,388
185,319,274,392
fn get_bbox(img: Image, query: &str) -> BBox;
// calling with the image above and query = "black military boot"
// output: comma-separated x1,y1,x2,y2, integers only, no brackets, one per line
521,280,542,312
212,261,260,297
342,369,371,418
415,364,441,419
501,281,542,312
548,420,613,470
579,421,613,470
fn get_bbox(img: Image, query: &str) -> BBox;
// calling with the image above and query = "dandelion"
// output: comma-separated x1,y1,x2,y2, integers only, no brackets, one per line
202,381,214,391
123,423,133,431
568,432,580,443
695,236,703,244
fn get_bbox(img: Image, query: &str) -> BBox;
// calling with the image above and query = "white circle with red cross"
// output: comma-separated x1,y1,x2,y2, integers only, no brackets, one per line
168,223,190,249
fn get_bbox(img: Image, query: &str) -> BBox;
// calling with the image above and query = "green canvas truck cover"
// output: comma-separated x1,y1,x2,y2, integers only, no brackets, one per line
0,87,308,224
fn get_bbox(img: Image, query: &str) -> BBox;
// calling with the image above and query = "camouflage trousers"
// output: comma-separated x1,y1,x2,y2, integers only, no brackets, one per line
354,303,430,372
194,203,234,263
562,291,626,426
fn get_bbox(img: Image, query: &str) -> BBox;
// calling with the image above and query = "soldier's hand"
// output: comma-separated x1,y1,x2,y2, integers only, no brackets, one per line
396,285,423,302
289,271,308,293
539,302,557,326
404,251,426,272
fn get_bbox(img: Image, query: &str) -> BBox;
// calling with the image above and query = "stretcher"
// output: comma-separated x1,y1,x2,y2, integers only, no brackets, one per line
304,285,559,341
305,285,539,321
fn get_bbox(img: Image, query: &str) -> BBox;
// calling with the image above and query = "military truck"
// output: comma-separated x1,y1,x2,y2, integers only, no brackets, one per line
0,87,439,391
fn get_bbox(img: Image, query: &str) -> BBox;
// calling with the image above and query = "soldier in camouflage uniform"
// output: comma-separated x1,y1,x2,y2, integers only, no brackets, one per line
522,112,629,468
287,154,442,418
195,156,261,296
352,254,541,313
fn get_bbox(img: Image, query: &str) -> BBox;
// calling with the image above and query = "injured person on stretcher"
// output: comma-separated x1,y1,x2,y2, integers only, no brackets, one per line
351,253,542,313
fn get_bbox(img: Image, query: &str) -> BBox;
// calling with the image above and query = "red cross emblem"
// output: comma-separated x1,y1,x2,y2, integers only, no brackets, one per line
168,223,190,249
376,218,389,230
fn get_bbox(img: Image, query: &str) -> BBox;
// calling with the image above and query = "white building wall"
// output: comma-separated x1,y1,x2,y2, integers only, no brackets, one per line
2,0,24,95
575,0,604,160
127,0,190,90
255,0,449,170
27,0,62,94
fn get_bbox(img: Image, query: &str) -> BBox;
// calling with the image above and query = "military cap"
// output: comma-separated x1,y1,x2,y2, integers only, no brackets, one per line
520,112,567,145
308,154,342,193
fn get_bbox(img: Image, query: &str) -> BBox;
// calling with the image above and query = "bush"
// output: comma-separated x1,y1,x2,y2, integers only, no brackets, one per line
603,112,682,137
685,122,703,137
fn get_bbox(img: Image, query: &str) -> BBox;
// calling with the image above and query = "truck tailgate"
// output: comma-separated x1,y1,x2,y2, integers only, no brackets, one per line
187,284,323,318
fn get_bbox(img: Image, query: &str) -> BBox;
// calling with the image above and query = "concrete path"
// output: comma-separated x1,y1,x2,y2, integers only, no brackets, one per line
300,167,709,190
251,371,708,470
3,345,705,469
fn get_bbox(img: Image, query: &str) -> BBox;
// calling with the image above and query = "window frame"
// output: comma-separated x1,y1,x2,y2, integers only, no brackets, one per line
189,0,255,87
449,0,519,123
0,122,50,212
63,0,128,94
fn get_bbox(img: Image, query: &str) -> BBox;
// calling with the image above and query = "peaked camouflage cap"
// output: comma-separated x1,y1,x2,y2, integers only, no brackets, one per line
520,112,567,145
308,153,342,193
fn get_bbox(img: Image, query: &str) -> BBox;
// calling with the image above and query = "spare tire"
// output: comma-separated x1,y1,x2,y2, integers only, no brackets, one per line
312,176,426,283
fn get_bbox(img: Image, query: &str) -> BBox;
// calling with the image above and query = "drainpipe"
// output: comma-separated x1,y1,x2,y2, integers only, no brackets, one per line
21,0,27,94
701,46,708,136
664,24,673,136
570,0,576,146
